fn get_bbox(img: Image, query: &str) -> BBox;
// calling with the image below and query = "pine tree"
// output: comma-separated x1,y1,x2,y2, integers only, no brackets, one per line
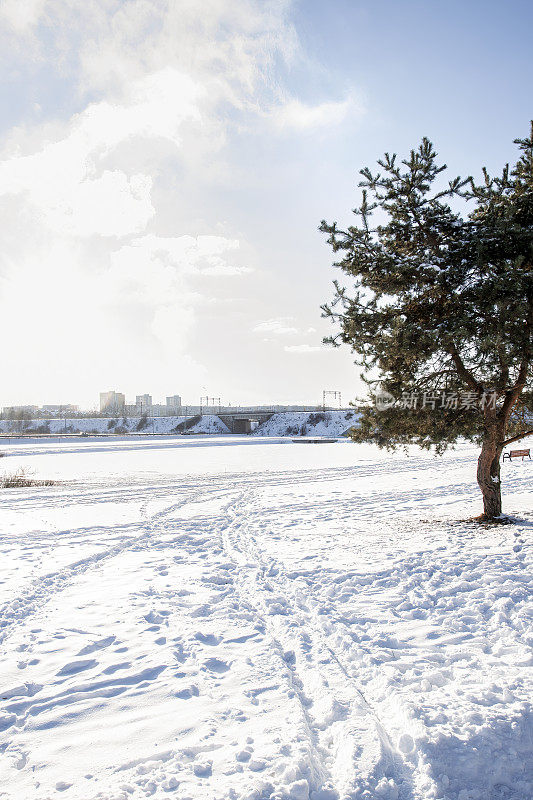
320,125,533,520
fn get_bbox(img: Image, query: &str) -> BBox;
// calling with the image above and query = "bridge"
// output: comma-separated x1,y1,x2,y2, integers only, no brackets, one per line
176,405,351,434
196,405,347,434
218,412,273,434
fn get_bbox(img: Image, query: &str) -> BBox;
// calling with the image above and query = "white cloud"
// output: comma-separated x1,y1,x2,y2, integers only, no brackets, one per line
0,0,359,406
103,235,248,318
252,318,320,341
270,97,354,131
0,159,155,238
0,0,298,106
284,344,323,353
0,66,206,238
0,1,287,404
253,317,299,335
0,0,48,33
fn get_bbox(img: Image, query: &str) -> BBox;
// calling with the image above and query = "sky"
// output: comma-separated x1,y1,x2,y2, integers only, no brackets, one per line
0,0,531,410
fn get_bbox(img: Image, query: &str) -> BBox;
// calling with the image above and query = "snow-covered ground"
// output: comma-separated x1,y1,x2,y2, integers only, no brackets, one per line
253,411,359,438
0,437,531,800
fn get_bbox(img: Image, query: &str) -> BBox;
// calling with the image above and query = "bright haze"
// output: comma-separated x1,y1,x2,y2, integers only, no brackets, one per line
0,0,531,409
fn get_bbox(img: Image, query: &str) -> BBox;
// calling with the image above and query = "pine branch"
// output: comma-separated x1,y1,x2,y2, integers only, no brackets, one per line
502,430,533,447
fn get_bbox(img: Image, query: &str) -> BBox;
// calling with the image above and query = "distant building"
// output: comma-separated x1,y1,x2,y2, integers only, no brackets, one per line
135,394,152,412
41,404,78,414
2,405,39,418
100,391,125,413
166,395,182,412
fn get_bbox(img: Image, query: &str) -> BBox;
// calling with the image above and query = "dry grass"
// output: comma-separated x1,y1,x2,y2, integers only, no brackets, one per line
1,468,56,488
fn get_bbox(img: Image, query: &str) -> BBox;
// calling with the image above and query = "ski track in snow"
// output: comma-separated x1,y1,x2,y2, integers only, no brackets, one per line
0,438,531,800
220,488,415,799
0,488,206,644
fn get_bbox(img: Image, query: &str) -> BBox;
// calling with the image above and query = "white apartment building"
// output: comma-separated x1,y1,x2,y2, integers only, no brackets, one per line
135,394,152,411
99,391,125,413
166,395,182,411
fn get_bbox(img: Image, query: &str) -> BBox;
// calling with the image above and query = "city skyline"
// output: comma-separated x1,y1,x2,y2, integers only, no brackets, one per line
3,386,344,414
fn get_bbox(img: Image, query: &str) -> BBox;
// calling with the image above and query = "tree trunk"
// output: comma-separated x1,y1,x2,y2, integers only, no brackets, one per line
477,423,505,519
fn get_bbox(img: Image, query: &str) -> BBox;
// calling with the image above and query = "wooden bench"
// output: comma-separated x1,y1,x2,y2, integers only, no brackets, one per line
503,449,531,462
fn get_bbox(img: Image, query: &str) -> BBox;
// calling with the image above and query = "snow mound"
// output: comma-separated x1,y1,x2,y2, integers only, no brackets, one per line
184,415,230,435
253,410,359,438
0,415,229,436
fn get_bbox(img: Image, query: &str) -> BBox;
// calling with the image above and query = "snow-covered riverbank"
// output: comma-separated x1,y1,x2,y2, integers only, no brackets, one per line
0,410,359,439
0,437,531,799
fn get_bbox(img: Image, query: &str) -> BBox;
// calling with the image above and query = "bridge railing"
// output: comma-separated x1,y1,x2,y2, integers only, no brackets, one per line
166,405,351,416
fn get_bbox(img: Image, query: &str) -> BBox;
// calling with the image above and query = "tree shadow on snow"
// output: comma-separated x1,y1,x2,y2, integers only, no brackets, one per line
417,707,532,800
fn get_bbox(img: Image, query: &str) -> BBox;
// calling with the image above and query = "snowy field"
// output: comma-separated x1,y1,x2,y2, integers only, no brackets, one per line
0,436,531,800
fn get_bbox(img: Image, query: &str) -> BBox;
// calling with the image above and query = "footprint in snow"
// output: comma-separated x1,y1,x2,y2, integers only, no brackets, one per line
398,733,416,754
203,657,230,674
172,642,189,663
224,631,260,644
175,685,199,699
1,682,42,700
193,760,212,777
57,659,98,676
194,632,222,646
248,758,266,772
144,610,170,625
0,714,17,732
282,650,296,666
190,604,211,618
161,776,179,790
76,635,116,656
102,662,131,675
13,749,28,770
